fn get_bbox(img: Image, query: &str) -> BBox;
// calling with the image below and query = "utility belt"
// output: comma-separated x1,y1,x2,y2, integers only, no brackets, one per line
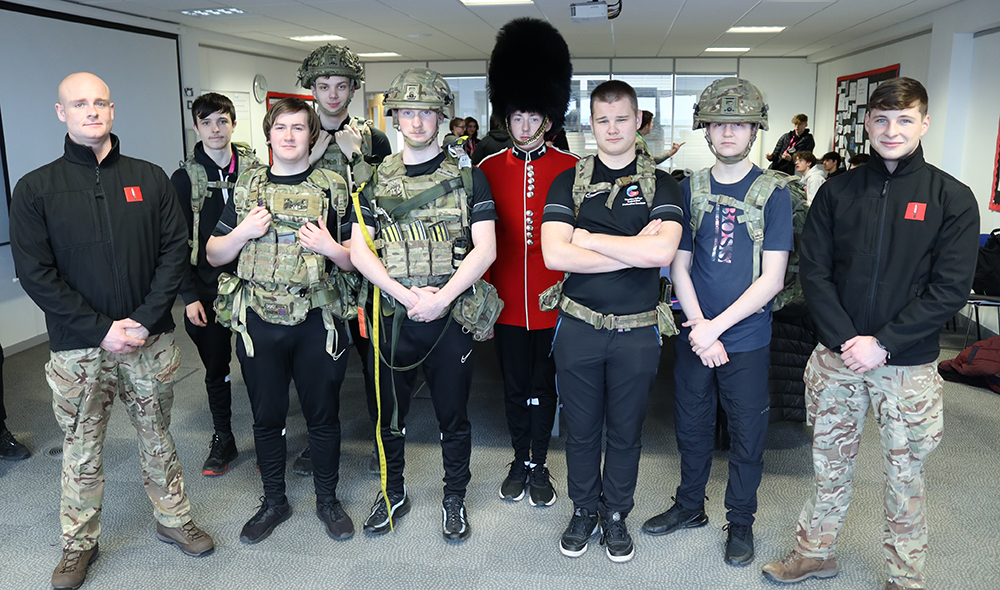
214,272,353,358
539,278,679,343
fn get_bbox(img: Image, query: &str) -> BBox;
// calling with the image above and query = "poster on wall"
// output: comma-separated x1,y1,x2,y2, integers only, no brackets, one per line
992,113,1000,212
833,64,900,161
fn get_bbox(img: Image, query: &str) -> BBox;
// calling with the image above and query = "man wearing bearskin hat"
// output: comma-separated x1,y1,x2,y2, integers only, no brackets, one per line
478,17,577,510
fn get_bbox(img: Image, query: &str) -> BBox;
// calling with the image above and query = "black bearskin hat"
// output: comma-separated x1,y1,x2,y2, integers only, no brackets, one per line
487,17,572,131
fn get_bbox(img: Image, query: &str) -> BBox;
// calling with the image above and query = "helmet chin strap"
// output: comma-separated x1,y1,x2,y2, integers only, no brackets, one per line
393,113,439,150
704,124,759,164
508,116,548,148
318,97,351,118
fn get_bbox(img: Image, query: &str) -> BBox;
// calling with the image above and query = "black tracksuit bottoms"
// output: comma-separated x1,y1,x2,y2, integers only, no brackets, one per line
368,313,473,499
552,314,661,519
493,323,557,466
183,301,234,434
236,308,348,503
673,341,770,526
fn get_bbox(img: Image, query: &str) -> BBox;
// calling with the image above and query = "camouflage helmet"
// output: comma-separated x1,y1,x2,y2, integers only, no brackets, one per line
297,44,365,90
693,77,768,131
383,68,454,118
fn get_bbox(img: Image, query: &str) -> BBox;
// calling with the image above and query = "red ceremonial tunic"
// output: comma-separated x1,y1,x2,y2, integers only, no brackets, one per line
480,145,578,330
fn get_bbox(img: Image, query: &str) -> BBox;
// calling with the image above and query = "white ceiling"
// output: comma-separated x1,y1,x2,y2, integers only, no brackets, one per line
74,0,964,60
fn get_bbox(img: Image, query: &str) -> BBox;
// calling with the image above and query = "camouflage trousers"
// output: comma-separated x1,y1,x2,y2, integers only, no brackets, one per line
45,332,190,551
795,344,943,589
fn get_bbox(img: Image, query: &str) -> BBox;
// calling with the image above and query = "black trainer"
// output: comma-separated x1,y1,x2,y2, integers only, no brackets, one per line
201,432,237,476
601,512,635,563
641,497,708,536
240,496,292,544
317,498,354,540
442,494,471,542
292,446,312,476
0,427,30,461
528,464,557,507
363,489,410,535
368,443,380,474
559,507,601,558
723,522,754,566
499,460,529,501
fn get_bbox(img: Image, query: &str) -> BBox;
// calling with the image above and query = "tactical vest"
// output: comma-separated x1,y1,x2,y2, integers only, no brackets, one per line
315,117,375,186
369,150,473,290
223,166,356,357
182,142,260,265
688,167,806,312
538,153,677,339
571,154,657,215
635,133,652,158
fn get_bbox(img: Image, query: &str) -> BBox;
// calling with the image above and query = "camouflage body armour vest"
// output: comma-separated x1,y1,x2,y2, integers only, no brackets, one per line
688,167,807,313
315,117,374,186
217,167,353,357
182,142,260,265
371,152,469,291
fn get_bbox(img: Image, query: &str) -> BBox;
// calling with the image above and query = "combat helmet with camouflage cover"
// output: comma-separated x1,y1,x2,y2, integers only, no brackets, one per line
297,44,365,90
383,68,454,118
693,77,768,164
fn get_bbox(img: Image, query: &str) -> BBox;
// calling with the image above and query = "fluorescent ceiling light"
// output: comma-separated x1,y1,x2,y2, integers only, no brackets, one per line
358,52,401,58
179,8,245,17
290,34,346,42
460,0,534,6
727,26,785,33
705,47,750,52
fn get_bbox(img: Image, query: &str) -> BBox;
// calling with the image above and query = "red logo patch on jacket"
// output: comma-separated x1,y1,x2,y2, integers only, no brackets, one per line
124,186,143,202
904,202,926,221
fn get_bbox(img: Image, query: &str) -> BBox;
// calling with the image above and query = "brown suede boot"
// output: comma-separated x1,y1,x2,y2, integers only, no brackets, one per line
762,550,839,583
51,544,98,590
156,520,214,556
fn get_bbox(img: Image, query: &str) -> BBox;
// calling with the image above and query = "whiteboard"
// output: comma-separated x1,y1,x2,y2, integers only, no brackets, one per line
0,4,184,245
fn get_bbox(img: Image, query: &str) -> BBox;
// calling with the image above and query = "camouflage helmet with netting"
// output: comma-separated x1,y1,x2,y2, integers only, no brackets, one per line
297,44,365,90
692,77,769,131
383,68,454,118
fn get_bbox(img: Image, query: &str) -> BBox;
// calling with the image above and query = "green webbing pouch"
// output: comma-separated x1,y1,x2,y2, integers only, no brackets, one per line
214,273,242,328
538,280,564,313
452,279,504,342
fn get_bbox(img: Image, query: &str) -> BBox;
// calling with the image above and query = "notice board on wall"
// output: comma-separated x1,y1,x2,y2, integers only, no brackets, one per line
833,64,900,161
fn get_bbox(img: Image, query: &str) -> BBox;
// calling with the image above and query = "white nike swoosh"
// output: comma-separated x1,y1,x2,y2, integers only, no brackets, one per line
460,350,472,363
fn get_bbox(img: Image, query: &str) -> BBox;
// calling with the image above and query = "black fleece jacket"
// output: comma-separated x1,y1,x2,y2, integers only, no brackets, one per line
800,144,979,366
10,134,188,351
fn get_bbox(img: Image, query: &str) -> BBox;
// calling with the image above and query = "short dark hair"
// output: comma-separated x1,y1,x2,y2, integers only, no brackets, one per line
868,77,928,116
590,80,638,114
849,153,870,167
262,98,321,148
792,113,808,125
192,92,236,125
640,110,654,129
449,117,465,134
795,150,817,166
821,151,842,164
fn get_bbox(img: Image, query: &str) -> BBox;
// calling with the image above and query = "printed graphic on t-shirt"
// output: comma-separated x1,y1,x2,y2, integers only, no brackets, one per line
711,205,736,263
622,184,645,207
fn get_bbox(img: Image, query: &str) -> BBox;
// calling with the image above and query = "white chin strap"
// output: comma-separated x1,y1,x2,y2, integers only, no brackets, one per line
704,124,758,164
393,114,439,149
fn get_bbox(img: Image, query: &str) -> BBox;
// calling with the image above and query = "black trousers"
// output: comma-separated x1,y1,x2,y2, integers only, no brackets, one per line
183,301,234,434
236,309,348,502
493,323,557,465
673,341,770,526
369,313,473,498
552,315,661,519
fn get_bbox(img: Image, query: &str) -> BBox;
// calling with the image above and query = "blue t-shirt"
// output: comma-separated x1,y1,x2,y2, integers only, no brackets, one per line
677,166,794,352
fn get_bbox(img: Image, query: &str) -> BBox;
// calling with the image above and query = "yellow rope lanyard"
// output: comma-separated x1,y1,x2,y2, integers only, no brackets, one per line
350,182,394,531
